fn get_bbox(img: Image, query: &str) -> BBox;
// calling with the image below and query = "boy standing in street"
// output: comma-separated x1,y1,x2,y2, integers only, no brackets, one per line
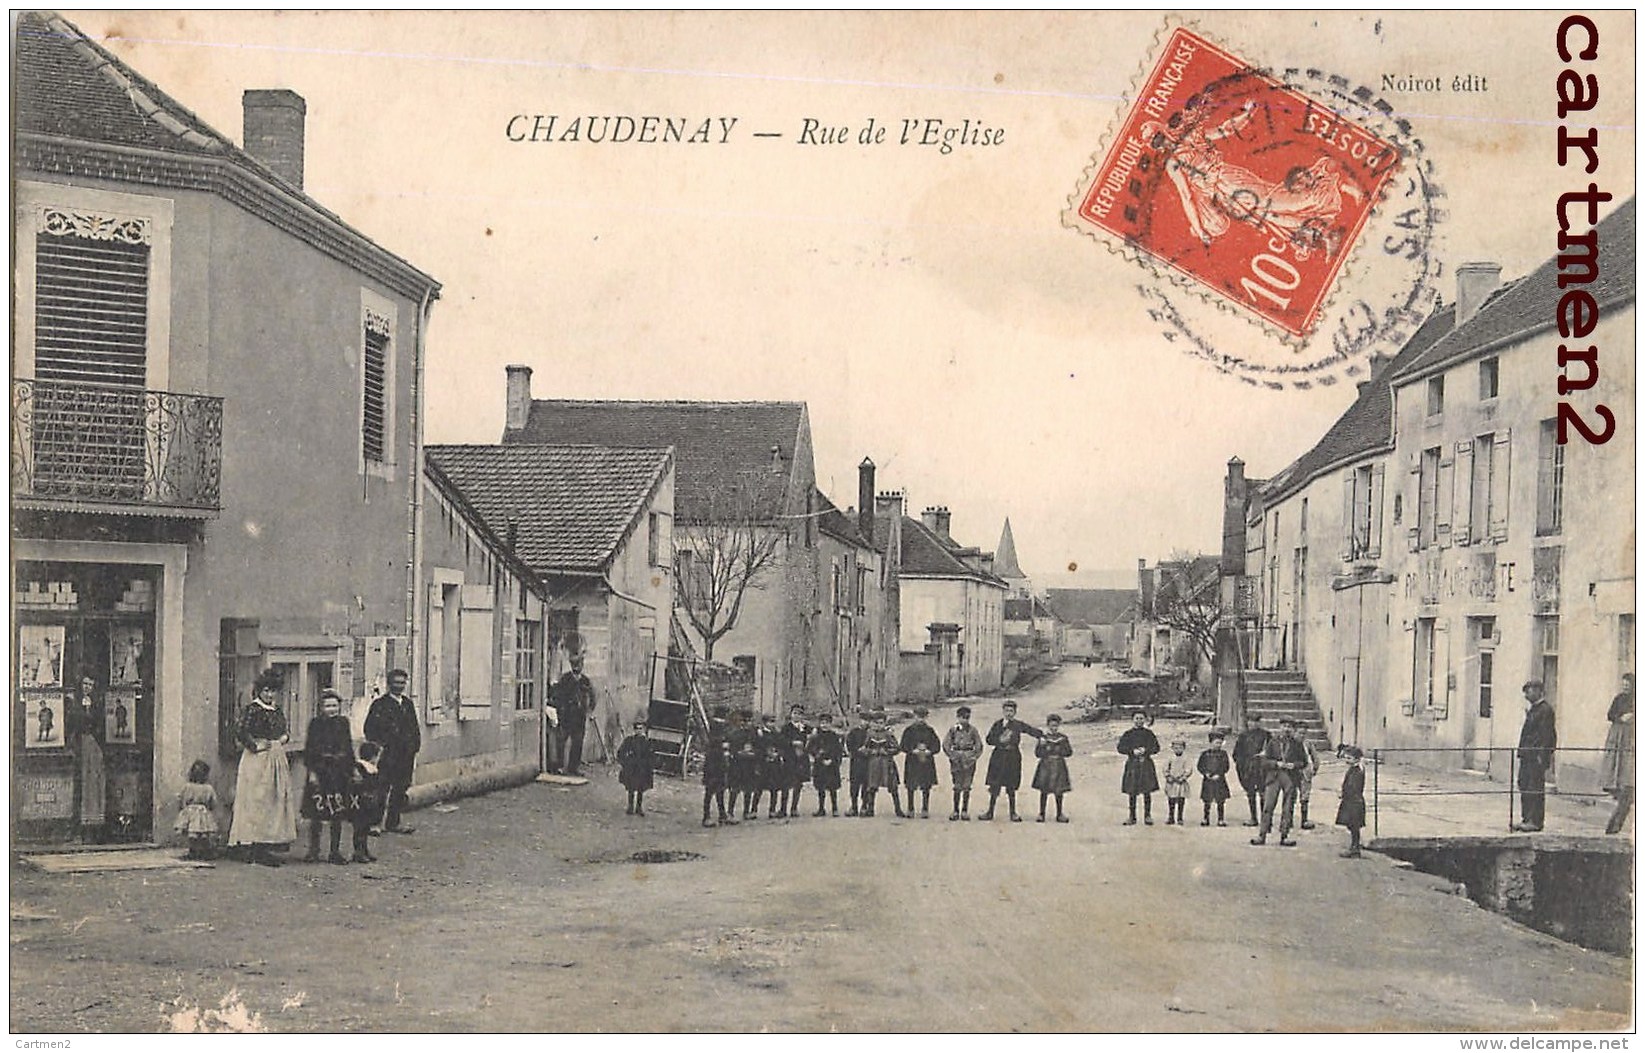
900,705,942,818
982,700,1042,822
846,710,871,817
943,706,985,820
1233,714,1270,828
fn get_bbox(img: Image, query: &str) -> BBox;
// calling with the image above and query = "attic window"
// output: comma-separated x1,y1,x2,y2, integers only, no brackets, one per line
1479,357,1499,400
1426,376,1445,417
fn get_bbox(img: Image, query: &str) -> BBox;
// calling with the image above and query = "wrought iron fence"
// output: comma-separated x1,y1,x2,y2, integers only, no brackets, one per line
1369,746,1616,836
12,377,223,512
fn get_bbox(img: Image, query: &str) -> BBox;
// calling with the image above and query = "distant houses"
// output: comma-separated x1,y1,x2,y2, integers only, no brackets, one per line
1045,589,1135,662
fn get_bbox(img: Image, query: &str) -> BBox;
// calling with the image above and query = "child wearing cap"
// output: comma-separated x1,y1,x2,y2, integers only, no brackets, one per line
806,712,844,817
1196,730,1232,826
943,706,985,820
899,705,942,818
1337,746,1367,858
757,712,787,819
982,700,1043,822
862,714,904,818
1161,737,1192,826
779,706,811,820
845,710,872,817
700,708,734,827
729,709,761,821
616,716,654,817
1031,713,1074,823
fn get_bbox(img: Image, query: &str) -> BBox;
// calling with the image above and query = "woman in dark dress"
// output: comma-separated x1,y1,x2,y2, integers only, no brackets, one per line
1116,711,1161,825
228,670,296,866
1604,673,1635,835
301,689,356,864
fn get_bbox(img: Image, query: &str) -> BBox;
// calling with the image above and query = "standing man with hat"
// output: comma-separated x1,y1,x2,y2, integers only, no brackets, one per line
551,652,597,777
364,669,420,835
1251,718,1308,847
1514,680,1557,832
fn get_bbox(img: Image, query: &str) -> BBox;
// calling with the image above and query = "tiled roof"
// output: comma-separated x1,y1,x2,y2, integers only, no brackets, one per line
1044,588,1136,627
1258,303,1457,504
899,516,1008,587
817,489,873,550
1396,198,1636,382
425,444,672,575
506,400,806,523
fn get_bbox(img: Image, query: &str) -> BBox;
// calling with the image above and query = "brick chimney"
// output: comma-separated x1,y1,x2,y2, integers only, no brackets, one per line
1222,457,1248,575
922,506,951,540
504,364,533,434
1456,261,1503,325
876,489,905,524
857,457,876,542
242,89,307,189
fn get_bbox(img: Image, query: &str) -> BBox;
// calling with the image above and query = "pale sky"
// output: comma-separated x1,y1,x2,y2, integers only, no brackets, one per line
66,11,1635,580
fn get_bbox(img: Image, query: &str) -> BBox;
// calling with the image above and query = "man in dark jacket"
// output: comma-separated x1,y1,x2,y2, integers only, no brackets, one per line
551,653,597,776
364,668,420,834
1232,714,1270,827
1515,680,1558,831
1251,718,1309,847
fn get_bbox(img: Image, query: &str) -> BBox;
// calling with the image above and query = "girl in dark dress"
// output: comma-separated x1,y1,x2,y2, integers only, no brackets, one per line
1336,746,1367,858
806,712,844,817
1031,714,1074,823
301,689,356,864
1196,730,1232,826
899,706,942,818
982,700,1042,822
617,718,654,816
1116,712,1161,826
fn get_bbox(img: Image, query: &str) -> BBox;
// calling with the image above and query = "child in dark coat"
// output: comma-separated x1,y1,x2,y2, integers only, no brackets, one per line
758,713,788,819
301,689,355,865
349,741,383,864
701,707,734,827
899,706,942,818
1337,746,1367,858
807,712,844,817
845,711,871,817
729,710,761,819
779,707,811,820
861,716,903,818
1117,711,1161,825
1197,730,1232,826
617,718,654,816
1031,713,1074,823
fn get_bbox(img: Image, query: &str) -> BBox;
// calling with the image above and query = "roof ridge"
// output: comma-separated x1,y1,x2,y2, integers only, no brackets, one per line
428,441,673,454
531,397,807,408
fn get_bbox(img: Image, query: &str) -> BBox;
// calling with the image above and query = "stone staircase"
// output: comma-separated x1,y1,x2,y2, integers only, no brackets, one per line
1241,670,1331,751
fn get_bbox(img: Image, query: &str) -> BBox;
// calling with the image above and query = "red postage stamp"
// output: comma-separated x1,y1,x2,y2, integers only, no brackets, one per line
1069,27,1403,339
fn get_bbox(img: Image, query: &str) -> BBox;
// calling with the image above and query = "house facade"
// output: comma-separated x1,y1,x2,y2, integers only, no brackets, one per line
1045,588,1133,662
12,14,440,844
500,370,816,714
897,506,1008,698
1231,201,1635,788
426,441,676,756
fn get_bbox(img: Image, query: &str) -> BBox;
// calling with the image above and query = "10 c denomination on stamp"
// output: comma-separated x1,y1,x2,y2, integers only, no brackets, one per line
1068,27,1403,341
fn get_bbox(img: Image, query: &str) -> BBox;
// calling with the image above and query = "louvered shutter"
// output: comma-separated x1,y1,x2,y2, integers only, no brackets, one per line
1368,464,1386,560
1436,451,1455,548
1407,464,1423,551
1452,442,1474,546
1489,430,1512,542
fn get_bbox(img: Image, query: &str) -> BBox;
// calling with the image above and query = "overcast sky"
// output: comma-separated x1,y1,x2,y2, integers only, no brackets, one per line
67,11,1635,581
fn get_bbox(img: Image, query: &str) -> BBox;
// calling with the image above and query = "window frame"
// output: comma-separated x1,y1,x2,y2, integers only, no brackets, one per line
1426,375,1445,418
1478,357,1500,401
359,288,398,480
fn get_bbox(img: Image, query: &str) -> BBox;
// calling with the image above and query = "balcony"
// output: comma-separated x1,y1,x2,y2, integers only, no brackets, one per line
12,378,222,516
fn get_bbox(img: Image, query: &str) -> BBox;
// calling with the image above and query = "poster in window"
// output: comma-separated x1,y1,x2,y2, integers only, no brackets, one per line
17,625,64,689
109,626,146,686
105,688,139,745
24,692,65,749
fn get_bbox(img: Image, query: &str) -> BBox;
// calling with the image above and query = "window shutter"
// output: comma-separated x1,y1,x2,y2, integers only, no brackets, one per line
458,585,495,719
1432,619,1451,719
1341,475,1356,562
1536,424,1557,534
425,586,446,725
1368,463,1386,560
1407,464,1423,552
499,607,514,728
1489,429,1512,542
1436,452,1455,548
1452,441,1474,546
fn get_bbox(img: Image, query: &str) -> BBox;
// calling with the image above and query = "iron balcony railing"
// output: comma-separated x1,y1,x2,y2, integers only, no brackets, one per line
12,377,223,514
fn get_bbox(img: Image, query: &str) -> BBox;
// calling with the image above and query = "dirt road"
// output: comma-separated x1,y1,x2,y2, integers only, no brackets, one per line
10,667,1631,1032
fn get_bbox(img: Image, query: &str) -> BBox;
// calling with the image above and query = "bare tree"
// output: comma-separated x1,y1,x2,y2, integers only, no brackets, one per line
674,469,792,662
1151,552,1223,673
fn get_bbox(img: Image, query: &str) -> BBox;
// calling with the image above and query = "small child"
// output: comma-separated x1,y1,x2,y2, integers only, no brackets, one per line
1298,733,1321,830
780,706,811,820
1161,738,1193,825
1196,730,1232,826
1117,711,1161,825
175,760,219,860
846,711,872,817
617,717,654,816
806,712,844,817
862,716,902,818
1337,746,1367,858
730,710,762,819
943,706,985,821
701,707,733,827
1031,714,1074,822
759,714,789,819
349,741,383,864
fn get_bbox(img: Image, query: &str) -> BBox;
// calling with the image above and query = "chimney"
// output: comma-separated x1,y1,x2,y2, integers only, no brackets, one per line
922,505,951,540
876,489,905,523
242,89,307,189
857,457,876,542
504,364,533,434
981,553,995,575
1455,261,1503,325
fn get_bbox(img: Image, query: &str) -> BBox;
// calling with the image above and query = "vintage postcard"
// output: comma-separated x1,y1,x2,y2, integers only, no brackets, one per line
8,9,1636,1038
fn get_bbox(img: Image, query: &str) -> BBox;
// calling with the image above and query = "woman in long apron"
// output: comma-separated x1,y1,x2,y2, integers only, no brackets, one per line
228,670,297,866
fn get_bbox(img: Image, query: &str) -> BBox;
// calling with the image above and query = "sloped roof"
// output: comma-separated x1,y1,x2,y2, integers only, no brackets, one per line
1044,588,1135,627
995,518,1026,579
14,13,438,298
505,400,806,523
817,489,873,551
1397,198,1636,382
899,515,1008,587
425,444,672,575
1258,302,1457,505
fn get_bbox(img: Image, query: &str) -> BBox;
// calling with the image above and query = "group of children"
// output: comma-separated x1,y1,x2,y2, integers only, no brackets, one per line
171,689,391,866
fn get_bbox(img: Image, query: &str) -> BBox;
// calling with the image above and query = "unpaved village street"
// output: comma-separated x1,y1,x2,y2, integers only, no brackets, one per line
10,667,1632,1033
